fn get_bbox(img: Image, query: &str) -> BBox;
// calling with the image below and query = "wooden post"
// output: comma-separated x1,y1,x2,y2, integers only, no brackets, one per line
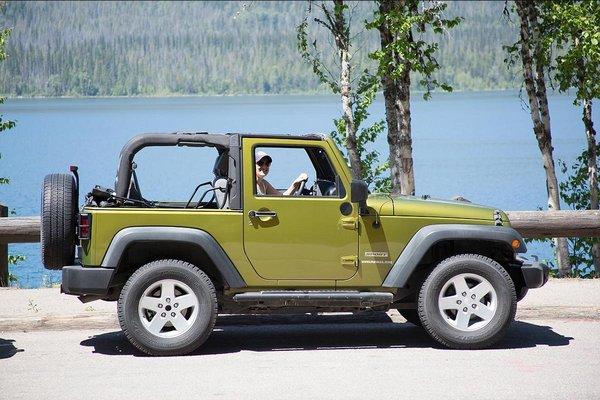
0,204,8,287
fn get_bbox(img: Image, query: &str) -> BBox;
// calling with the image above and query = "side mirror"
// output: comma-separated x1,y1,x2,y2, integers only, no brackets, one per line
350,180,369,214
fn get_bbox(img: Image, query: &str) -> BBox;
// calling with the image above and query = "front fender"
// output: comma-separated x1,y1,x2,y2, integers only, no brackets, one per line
382,224,526,288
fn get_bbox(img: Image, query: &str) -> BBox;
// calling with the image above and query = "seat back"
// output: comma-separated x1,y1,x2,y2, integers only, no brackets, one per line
212,152,230,209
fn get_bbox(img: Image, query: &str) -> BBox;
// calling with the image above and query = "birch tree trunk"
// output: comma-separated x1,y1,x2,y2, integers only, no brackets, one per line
396,65,414,195
381,74,403,194
515,0,571,275
332,0,362,180
582,99,600,275
377,1,402,194
377,0,415,196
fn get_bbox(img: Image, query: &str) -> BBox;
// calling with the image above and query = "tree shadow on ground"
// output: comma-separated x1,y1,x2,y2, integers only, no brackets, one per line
80,313,574,357
0,338,25,359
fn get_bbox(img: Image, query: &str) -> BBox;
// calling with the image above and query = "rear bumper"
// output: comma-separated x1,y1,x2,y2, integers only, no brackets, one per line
519,258,549,289
61,265,114,296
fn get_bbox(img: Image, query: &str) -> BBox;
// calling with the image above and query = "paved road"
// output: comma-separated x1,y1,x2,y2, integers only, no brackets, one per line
2,279,600,331
2,314,599,400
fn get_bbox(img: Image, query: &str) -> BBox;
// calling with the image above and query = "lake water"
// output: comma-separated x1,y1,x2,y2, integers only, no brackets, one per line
0,91,595,287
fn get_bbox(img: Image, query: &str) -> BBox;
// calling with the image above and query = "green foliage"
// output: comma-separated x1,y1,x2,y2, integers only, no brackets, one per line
1,2,519,97
502,2,552,76
0,29,15,136
296,2,376,94
296,7,340,95
1,26,15,186
5,255,25,286
540,0,600,105
368,0,462,100
0,97,14,133
559,145,600,277
504,1,600,105
540,0,600,277
9,254,25,265
329,74,387,188
503,1,599,278
1,21,24,283
297,1,386,189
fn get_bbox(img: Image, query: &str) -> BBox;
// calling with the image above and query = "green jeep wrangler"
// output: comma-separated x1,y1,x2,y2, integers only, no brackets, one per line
41,132,548,355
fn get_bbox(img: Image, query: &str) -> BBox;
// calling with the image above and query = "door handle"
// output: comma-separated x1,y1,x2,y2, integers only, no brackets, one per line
249,210,277,219
341,217,358,230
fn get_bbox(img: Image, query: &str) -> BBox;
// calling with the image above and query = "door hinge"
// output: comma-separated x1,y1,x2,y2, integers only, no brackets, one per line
341,217,359,230
341,255,359,268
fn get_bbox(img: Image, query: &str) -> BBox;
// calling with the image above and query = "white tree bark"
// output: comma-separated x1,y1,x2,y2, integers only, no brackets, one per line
332,0,362,180
582,99,600,275
396,66,415,196
515,0,571,275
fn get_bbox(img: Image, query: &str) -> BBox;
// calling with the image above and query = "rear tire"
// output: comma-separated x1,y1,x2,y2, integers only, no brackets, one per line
418,254,516,349
118,259,217,356
41,173,77,269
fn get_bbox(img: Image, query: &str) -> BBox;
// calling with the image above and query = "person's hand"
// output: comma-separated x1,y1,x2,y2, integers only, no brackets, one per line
292,173,308,189
283,173,309,196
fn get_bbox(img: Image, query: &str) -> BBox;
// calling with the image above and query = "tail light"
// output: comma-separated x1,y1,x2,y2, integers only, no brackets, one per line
78,213,91,240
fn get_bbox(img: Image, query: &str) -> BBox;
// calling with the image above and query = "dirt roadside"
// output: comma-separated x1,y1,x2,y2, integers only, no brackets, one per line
0,278,599,332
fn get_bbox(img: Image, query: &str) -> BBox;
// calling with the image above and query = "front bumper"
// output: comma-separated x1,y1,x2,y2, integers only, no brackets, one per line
61,265,115,295
518,258,549,289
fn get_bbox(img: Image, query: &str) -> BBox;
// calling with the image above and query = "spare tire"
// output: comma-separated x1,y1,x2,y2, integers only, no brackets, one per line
41,173,78,270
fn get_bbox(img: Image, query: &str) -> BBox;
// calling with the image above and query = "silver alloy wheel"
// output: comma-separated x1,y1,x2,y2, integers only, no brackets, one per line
437,273,497,332
138,279,199,338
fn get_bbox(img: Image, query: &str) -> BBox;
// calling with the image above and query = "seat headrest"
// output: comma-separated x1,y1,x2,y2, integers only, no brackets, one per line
213,152,229,177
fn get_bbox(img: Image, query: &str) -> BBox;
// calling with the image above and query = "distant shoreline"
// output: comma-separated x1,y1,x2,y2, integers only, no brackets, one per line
2,87,524,100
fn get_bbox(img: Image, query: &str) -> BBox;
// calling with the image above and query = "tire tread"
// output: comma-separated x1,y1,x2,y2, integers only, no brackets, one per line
41,173,77,269
417,253,517,349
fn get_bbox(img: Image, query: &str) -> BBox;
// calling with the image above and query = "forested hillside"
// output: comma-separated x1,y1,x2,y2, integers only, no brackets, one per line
0,1,519,97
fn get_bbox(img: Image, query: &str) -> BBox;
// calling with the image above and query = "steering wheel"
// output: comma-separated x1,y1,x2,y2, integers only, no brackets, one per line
296,179,307,196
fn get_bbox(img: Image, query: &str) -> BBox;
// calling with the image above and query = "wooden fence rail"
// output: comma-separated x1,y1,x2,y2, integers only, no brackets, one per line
1,210,599,285
506,210,600,238
0,216,40,243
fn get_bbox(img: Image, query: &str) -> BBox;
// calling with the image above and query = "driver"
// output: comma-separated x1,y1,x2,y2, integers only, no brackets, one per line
255,150,308,196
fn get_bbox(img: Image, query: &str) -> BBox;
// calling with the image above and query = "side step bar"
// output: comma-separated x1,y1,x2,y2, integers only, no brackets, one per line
233,291,393,308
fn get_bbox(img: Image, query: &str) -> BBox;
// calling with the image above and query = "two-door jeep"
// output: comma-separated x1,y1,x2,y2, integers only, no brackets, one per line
41,132,548,355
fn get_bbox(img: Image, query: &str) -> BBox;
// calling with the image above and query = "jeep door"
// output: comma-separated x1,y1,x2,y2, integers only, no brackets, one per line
242,137,358,282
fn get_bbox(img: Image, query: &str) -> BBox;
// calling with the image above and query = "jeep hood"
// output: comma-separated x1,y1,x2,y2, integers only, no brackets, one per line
366,194,501,222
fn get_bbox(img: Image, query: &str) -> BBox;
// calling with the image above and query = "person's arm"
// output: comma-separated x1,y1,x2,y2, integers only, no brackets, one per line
283,173,308,196
263,179,282,196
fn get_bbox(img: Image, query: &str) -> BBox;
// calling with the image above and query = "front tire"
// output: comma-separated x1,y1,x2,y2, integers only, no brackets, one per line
418,254,516,349
118,259,217,356
516,286,529,302
398,309,422,327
